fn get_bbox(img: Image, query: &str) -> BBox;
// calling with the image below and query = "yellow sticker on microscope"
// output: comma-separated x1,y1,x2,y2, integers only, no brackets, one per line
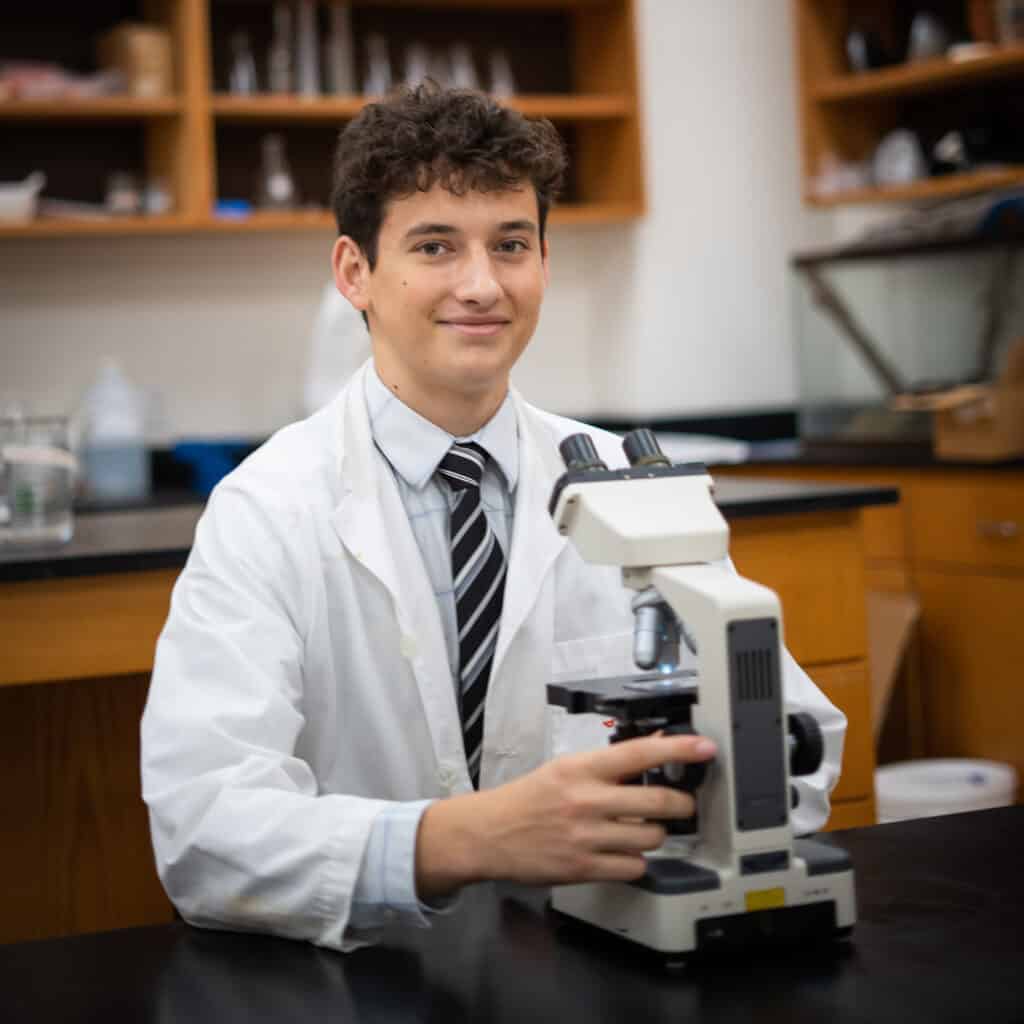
745,887,785,911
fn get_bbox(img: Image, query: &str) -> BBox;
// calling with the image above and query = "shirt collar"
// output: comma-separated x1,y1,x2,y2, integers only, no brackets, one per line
364,362,519,492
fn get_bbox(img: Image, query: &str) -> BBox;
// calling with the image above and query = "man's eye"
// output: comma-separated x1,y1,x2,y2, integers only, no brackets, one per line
416,241,448,256
497,239,529,253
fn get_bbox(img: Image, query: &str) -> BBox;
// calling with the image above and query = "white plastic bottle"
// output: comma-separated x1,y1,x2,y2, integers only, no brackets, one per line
80,360,151,503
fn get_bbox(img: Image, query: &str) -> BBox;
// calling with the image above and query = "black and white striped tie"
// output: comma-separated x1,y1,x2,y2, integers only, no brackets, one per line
437,442,507,789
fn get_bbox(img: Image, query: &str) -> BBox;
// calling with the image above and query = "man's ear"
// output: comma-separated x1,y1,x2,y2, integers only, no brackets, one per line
541,236,550,287
332,236,370,311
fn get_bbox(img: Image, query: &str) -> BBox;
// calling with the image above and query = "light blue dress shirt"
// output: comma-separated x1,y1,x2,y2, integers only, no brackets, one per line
346,364,518,931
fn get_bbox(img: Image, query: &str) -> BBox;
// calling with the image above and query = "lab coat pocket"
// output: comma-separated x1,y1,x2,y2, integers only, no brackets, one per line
546,631,633,761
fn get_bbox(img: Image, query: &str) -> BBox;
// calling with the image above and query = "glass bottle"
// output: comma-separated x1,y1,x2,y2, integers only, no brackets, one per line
258,134,297,210
228,31,258,94
268,3,293,94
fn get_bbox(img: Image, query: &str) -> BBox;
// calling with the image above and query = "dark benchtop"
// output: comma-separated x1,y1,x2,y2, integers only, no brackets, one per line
740,439,1024,470
1,807,1021,1024
0,478,898,584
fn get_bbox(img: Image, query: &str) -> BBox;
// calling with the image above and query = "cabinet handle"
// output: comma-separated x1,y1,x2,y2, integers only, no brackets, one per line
976,519,1020,539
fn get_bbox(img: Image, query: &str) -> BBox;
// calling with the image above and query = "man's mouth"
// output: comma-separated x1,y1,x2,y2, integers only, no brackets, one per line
438,319,510,336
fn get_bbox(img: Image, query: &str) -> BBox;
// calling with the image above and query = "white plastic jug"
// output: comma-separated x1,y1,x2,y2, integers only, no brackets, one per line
875,759,1018,824
79,360,151,502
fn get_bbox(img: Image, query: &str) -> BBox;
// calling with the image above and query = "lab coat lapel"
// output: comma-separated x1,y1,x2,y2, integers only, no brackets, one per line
329,365,460,772
490,395,567,683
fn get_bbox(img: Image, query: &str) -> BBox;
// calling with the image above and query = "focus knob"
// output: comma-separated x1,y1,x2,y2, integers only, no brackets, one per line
662,724,709,791
788,712,824,777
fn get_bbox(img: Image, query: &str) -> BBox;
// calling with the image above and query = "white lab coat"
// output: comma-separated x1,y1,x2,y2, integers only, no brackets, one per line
141,361,845,951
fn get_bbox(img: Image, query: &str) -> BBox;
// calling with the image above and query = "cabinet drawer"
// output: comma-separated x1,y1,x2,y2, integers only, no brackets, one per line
730,511,867,664
824,797,876,831
908,475,1024,571
916,569,1024,783
807,661,874,804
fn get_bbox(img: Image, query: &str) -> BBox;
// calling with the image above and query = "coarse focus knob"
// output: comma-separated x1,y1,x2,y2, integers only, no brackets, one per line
559,433,607,473
661,723,709,791
788,712,824,777
622,427,671,468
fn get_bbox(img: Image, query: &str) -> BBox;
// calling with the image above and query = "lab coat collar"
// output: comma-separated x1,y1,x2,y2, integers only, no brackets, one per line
362,362,519,493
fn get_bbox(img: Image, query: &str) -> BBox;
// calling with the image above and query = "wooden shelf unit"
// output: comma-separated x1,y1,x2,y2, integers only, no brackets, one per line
0,98,184,119
813,43,1024,102
794,1,1024,206
1,0,645,238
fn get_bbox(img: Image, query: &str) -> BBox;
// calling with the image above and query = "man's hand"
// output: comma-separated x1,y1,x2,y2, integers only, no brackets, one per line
415,733,716,899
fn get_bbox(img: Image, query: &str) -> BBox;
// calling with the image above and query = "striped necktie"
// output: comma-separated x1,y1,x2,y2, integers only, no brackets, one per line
436,442,507,789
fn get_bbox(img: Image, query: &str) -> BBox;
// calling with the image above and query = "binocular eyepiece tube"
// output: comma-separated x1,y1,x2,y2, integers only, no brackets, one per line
558,428,671,473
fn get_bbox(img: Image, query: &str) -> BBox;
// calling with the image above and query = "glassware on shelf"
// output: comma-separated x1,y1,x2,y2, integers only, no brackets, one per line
363,34,392,95
142,178,172,215
488,50,516,98
258,134,298,209
295,0,321,96
228,30,259,94
267,2,293,94
105,171,142,215
323,3,356,94
403,43,430,89
449,43,479,90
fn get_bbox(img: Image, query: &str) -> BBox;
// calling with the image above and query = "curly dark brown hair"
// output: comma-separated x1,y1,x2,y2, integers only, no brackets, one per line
331,83,567,267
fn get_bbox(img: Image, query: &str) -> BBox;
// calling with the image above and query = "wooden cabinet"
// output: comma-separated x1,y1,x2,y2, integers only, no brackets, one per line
0,0,645,238
717,462,1024,794
793,0,1024,206
731,509,877,831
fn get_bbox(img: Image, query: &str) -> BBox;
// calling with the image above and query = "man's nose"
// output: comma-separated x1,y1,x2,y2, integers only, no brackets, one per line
453,248,501,306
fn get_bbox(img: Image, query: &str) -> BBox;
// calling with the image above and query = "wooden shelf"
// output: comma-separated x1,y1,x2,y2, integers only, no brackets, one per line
0,215,194,239
0,97,183,120
211,93,632,122
814,45,1024,104
199,209,334,231
0,0,644,235
795,1,1024,207
808,167,1024,207
193,201,642,233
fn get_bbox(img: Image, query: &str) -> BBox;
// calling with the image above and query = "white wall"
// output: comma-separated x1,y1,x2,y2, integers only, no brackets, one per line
0,0,828,441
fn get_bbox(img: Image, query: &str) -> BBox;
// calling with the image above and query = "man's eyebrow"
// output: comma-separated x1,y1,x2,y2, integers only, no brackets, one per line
402,220,538,240
498,220,537,234
403,222,458,240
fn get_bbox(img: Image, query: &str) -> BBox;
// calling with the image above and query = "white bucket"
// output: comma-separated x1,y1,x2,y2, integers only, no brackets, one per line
875,759,1018,824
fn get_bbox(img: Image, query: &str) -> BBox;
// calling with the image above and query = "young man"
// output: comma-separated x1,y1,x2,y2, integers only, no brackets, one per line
141,85,845,951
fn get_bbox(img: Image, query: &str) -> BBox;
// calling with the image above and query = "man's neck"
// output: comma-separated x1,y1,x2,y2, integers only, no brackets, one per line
372,362,507,437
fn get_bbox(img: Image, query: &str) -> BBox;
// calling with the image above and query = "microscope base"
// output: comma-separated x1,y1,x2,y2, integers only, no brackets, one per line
550,841,856,956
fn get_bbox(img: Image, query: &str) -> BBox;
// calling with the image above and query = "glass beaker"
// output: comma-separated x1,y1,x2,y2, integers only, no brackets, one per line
0,416,77,545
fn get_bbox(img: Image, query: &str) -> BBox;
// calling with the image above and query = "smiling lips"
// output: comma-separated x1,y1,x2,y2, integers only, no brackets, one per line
438,318,510,336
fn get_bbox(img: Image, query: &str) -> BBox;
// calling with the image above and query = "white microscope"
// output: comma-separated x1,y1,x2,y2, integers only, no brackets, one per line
546,429,856,959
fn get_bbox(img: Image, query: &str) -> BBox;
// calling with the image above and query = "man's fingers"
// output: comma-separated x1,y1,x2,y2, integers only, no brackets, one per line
584,732,716,783
601,785,696,822
575,853,649,883
584,820,667,855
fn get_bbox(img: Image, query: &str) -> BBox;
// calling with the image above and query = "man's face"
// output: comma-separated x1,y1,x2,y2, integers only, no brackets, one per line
337,181,549,410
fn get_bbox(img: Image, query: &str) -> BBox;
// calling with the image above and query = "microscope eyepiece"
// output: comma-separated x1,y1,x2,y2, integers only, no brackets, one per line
559,433,608,473
622,428,671,468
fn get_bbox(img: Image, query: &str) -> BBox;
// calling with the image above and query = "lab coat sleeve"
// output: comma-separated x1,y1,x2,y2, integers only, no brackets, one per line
141,478,391,951
782,650,847,835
